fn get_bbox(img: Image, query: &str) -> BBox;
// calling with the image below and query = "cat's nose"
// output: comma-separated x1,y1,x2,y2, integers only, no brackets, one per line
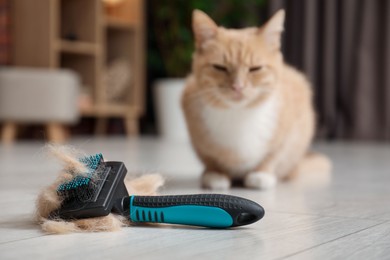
232,83,245,92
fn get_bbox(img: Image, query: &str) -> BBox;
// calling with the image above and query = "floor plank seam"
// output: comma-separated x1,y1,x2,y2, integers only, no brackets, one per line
275,220,389,260
267,210,390,221
0,234,48,246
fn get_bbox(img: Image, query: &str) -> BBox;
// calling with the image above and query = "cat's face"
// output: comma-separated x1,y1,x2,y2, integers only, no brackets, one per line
191,10,285,104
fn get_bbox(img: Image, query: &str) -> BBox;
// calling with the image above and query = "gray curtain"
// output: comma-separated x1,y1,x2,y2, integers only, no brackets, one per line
269,0,390,141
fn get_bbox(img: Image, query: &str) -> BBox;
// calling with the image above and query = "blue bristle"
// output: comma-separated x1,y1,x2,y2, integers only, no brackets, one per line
79,153,103,172
57,153,105,202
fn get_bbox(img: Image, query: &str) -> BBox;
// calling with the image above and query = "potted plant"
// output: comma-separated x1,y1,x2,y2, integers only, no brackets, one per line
148,0,267,140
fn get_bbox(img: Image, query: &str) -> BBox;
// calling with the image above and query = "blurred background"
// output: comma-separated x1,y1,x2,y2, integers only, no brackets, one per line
0,0,389,143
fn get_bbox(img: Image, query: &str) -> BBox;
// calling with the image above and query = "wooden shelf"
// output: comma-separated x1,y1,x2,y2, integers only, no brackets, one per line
81,104,139,117
12,0,145,136
105,16,136,30
57,40,99,55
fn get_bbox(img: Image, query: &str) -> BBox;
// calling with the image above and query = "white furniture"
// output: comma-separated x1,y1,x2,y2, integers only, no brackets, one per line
0,67,80,143
154,78,189,141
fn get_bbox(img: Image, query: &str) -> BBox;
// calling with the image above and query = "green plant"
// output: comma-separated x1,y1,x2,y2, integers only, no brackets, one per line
148,0,267,78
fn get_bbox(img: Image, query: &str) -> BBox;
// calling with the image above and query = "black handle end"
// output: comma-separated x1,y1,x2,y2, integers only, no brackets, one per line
231,202,265,227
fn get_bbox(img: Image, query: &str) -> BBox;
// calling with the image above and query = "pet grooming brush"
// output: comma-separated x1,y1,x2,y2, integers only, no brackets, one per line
50,154,265,228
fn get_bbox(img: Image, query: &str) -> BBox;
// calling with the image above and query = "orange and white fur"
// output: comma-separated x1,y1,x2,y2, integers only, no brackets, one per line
182,9,330,190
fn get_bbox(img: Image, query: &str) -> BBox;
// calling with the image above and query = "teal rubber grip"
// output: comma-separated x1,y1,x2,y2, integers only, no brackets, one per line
128,194,264,228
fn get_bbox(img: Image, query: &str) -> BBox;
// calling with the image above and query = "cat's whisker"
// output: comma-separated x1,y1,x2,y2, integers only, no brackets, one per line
185,88,215,100
253,86,273,93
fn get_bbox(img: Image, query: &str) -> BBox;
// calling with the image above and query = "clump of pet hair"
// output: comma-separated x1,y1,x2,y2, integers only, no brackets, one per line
36,144,164,234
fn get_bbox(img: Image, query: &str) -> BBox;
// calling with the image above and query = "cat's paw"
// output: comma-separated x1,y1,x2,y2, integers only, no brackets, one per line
244,171,277,189
202,171,231,190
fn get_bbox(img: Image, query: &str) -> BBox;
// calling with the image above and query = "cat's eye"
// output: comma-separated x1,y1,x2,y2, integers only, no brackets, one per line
249,66,263,72
212,64,228,72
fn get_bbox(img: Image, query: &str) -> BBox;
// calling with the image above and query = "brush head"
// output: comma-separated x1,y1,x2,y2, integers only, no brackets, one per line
49,154,129,220
57,153,106,203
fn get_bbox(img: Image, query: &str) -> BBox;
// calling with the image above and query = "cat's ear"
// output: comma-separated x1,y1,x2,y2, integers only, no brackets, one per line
192,9,218,49
261,9,285,50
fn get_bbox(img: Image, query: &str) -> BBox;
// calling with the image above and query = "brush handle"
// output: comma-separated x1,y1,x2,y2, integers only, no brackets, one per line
125,194,264,228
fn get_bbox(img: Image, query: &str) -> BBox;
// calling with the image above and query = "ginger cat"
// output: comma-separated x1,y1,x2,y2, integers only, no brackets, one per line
182,9,330,190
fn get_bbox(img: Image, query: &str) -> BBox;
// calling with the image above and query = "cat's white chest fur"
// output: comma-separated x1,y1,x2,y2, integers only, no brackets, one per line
201,95,279,175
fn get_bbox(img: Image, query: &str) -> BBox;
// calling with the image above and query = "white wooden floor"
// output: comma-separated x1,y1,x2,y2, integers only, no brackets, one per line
0,138,389,260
